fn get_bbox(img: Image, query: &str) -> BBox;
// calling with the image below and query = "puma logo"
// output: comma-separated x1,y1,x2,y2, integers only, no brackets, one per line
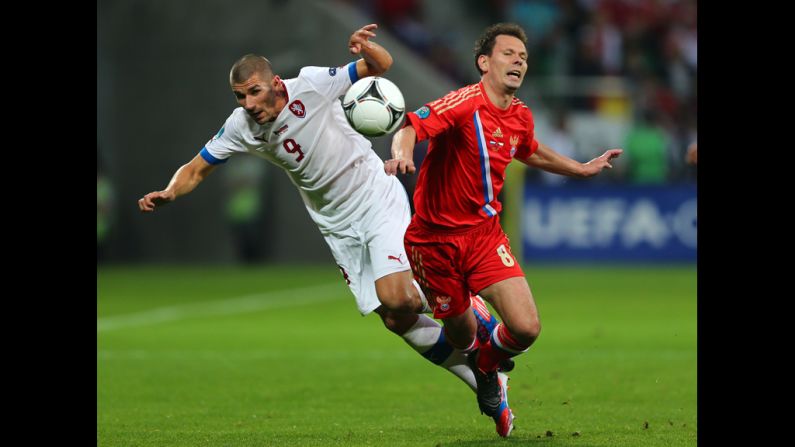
387,254,404,264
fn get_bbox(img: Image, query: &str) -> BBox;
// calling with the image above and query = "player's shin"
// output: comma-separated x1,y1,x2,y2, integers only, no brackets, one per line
401,314,477,392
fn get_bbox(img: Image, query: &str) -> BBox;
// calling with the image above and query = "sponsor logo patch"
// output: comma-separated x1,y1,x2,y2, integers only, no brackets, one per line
415,106,430,119
207,126,225,145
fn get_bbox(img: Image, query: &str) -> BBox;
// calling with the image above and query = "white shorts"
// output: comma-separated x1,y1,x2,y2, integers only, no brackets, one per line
323,177,412,315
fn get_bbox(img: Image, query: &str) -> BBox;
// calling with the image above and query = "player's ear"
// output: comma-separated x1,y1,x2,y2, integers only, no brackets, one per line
271,75,282,88
478,55,488,73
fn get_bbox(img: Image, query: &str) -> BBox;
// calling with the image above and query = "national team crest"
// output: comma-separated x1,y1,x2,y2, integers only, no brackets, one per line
509,135,519,157
289,100,306,118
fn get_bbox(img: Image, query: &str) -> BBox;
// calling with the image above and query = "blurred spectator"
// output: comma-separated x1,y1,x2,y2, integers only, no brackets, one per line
635,74,678,118
571,31,604,76
669,0,697,71
374,0,432,55
624,108,670,184
686,141,697,165
463,0,509,25
580,9,623,75
97,157,115,262
540,108,578,186
508,0,560,47
428,36,469,83
341,0,697,184
222,160,269,263
662,32,694,101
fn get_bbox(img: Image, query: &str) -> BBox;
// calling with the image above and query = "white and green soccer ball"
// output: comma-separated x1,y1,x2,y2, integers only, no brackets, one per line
342,76,406,137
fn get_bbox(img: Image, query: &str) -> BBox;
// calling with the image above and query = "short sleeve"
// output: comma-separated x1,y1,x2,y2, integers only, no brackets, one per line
299,62,358,100
513,136,539,160
201,110,246,164
513,109,539,160
404,93,473,142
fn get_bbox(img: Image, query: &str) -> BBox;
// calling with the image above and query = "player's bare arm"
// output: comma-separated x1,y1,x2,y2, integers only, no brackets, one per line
349,24,393,78
385,125,417,175
138,154,216,212
580,148,623,177
519,141,622,178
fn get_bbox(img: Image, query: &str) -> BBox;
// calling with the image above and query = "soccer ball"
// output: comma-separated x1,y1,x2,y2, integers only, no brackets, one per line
342,76,405,137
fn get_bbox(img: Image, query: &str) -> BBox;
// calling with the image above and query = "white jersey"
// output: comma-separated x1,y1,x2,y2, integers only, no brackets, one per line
202,62,395,233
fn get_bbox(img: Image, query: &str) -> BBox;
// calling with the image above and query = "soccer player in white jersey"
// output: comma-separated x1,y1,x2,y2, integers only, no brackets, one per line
138,24,512,410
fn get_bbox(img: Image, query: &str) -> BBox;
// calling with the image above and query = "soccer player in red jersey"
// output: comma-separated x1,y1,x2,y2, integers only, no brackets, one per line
385,23,623,437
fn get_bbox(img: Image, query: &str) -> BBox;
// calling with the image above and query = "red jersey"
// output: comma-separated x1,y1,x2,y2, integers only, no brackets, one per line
405,82,539,230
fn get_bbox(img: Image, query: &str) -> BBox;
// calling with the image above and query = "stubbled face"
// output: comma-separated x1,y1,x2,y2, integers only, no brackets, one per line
480,35,528,93
231,73,283,124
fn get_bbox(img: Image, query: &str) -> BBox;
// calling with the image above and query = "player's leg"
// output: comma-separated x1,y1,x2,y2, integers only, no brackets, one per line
472,279,537,436
451,292,518,437
467,279,533,437
436,288,514,436
372,283,508,393
464,217,539,374
471,294,515,372
475,277,541,373
366,175,429,313
374,305,477,392
458,218,527,436
364,201,480,391
374,269,430,314
403,216,514,437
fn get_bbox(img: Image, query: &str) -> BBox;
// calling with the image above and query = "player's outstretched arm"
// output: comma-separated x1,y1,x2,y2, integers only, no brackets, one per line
349,23,393,78
385,125,417,175
581,148,623,177
138,154,217,212
519,140,622,178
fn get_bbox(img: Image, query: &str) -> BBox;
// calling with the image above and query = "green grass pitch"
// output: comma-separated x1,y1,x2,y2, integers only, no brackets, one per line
98,264,696,446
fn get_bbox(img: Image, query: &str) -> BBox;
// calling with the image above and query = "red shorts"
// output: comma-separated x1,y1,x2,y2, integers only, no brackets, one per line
404,215,525,319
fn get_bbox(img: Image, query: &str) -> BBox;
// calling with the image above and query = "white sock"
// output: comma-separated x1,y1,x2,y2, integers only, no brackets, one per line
401,314,477,392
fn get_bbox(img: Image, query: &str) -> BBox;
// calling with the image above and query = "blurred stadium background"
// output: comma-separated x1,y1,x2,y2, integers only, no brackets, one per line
97,0,696,265
98,1,696,445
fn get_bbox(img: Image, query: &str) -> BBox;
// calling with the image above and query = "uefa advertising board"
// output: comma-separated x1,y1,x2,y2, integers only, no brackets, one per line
521,184,696,262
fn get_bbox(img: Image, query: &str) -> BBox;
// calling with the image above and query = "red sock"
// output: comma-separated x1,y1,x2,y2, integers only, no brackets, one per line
477,339,509,372
477,323,529,371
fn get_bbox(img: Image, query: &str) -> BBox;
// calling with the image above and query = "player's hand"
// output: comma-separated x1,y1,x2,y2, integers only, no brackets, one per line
581,148,623,177
349,24,378,55
138,190,176,212
384,158,415,175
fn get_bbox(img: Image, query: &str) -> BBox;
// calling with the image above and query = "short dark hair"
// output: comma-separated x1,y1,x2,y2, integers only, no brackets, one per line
229,54,273,84
473,23,528,75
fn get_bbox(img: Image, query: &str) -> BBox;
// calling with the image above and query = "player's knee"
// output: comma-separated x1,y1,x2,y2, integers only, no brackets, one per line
375,307,416,335
376,284,416,313
510,315,542,346
379,293,411,312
